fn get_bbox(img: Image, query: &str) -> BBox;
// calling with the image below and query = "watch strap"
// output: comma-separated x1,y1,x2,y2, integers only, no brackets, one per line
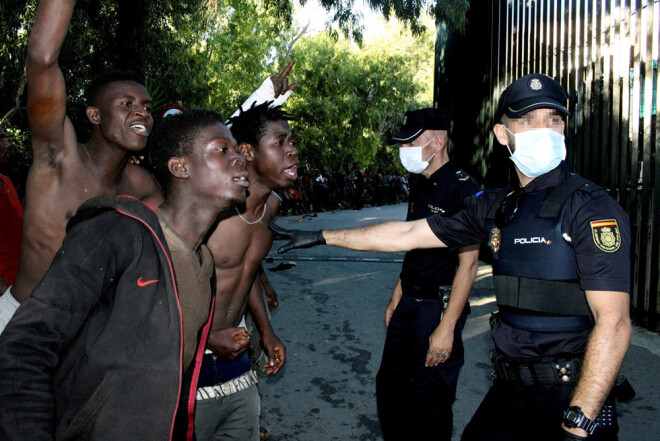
563,406,598,435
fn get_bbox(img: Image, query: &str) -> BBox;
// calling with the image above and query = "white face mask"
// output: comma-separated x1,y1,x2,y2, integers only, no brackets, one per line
399,138,437,174
505,128,566,178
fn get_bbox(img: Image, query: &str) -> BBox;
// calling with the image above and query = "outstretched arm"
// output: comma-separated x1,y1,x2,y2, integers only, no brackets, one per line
270,218,447,254
563,290,631,437
26,0,77,158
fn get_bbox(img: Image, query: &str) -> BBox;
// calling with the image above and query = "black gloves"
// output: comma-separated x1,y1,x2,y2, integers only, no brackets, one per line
269,220,326,253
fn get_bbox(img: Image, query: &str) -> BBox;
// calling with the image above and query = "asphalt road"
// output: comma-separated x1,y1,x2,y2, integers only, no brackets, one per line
258,203,660,441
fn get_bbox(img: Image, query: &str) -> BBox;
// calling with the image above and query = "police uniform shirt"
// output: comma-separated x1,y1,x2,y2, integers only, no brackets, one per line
426,162,631,358
401,161,481,286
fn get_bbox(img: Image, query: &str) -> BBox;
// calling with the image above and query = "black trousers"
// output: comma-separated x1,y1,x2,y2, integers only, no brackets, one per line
376,296,467,441
461,380,619,441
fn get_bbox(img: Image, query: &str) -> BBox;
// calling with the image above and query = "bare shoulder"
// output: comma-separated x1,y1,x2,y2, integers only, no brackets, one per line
122,163,164,203
266,192,282,219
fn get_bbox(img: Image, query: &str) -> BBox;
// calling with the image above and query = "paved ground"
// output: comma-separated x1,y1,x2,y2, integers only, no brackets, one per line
257,203,660,440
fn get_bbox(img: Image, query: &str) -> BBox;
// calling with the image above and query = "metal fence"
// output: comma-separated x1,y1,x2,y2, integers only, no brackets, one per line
438,0,660,331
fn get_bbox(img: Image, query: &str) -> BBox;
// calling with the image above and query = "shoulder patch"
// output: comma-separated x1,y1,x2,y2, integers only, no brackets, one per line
590,219,621,252
455,170,470,182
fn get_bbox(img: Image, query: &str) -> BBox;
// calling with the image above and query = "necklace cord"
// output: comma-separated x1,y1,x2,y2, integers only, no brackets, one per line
235,203,267,225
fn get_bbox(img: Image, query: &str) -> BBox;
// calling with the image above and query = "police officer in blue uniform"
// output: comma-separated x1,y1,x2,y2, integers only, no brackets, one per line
378,108,480,441
270,73,632,441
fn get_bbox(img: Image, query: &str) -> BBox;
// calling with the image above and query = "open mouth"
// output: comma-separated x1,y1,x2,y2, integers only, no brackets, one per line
233,175,249,187
130,123,150,137
283,164,298,180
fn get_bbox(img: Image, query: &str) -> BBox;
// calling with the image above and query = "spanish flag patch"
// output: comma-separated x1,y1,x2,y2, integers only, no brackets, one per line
590,219,621,253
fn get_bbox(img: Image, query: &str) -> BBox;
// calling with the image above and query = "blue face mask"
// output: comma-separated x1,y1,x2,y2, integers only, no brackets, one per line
505,128,566,178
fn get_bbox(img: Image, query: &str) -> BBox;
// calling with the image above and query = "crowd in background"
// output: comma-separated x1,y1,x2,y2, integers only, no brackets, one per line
275,168,410,215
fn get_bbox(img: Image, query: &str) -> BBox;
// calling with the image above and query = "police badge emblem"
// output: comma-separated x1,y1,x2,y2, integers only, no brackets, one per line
590,219,621,252
489,227,502,253
529,78,543,91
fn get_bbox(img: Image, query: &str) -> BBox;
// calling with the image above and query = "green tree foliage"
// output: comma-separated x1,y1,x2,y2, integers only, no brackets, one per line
0,0,440,178
0,0,291,146
303,0,469,40
287,15,434,173
194,0,297,117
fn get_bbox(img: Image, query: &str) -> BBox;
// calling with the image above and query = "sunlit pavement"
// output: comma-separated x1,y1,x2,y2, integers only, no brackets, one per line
259,203,660,441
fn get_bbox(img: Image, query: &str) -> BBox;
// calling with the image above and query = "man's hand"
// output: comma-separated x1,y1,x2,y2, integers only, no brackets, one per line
269,60,297,98
385,278,403,327
384,300,398,327
269,220,326,253
425,323,454,367
264,285,279,311
261,331,286,375
206,327,251,360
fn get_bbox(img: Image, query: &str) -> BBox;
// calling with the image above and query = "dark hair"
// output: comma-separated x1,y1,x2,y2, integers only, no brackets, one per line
147,109,225,193
86,70,146,107
228,101,292,147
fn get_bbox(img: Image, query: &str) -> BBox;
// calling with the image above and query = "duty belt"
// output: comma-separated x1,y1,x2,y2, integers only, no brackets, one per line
401,280,451,300
491,351,582,386
196,370,259,400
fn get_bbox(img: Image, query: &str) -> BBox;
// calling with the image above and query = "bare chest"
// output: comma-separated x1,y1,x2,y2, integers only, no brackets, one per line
208,219,273,270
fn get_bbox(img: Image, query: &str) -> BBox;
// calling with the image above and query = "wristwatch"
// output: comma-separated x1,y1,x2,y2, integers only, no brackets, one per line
562,406,598,435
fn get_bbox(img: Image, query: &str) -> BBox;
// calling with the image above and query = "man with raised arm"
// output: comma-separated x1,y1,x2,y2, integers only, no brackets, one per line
0,109,248,441
194,101,298,441
0,0,296,333
271,74,631,441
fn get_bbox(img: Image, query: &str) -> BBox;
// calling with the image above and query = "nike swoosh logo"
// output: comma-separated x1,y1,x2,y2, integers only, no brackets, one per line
137,277,159,287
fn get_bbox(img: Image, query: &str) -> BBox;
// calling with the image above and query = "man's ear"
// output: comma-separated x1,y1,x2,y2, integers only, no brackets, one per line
168,157,189,179
240,143,255,162
434,131,448,151
86,106,100,125
493,123,510,146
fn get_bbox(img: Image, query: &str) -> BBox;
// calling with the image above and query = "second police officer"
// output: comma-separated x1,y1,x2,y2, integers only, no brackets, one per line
378,108,480,441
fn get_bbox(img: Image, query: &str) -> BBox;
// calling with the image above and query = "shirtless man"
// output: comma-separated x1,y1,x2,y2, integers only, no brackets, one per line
194,102,298,441
0,0,295,333
0,0,162,332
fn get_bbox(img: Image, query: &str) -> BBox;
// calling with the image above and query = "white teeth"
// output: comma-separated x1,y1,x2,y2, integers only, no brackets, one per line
234,176,247,181
130,124,146,133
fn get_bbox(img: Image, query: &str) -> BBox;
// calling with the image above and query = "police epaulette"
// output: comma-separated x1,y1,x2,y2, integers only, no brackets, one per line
454,169,471,182
539,174,602,219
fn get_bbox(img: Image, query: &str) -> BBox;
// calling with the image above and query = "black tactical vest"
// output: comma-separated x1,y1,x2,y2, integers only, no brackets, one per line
485,175,600,319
